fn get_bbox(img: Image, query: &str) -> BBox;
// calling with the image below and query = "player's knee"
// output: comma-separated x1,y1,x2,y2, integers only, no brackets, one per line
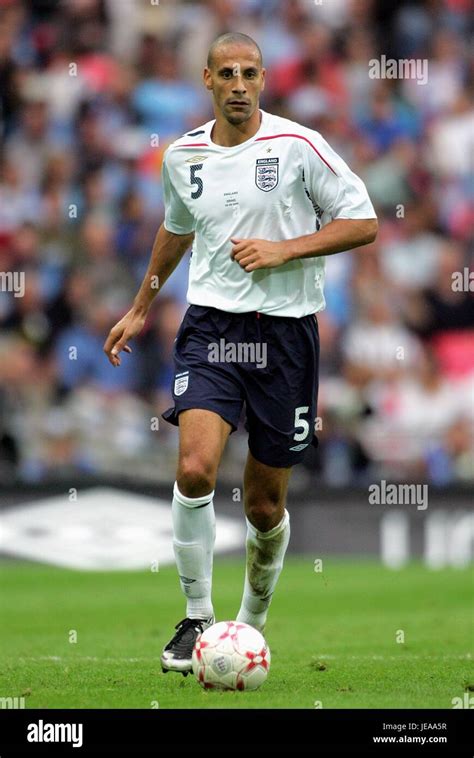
177,456,216,498
245,495,283,533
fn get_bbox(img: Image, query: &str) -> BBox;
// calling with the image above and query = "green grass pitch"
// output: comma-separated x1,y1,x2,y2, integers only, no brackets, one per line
1,558,472,709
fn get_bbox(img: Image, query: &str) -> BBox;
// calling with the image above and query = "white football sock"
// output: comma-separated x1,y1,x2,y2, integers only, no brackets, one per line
236,509,290,632
172,481,215,620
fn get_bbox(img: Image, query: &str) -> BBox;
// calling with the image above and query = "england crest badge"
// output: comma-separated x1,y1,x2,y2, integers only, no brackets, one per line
255,157,279,192
174,371,189,396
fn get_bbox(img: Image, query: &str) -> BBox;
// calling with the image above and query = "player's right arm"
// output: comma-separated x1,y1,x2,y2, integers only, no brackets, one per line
104,148,196,367
103,224,194,366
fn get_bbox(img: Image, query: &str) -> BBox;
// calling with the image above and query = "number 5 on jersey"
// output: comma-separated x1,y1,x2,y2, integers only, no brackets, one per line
190,164,204,199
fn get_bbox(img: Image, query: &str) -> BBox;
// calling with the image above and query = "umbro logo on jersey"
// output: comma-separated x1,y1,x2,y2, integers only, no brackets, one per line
186,155,208,164
255,157,279,192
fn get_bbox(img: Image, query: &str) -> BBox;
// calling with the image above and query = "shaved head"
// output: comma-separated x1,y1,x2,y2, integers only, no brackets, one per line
203,31,265,134
207,32,263,70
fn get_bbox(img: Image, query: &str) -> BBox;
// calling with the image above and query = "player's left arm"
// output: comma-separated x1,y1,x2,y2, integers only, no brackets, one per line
231,132,377,272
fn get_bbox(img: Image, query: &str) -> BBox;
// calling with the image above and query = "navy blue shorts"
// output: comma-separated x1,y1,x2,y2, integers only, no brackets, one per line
162,305,320,468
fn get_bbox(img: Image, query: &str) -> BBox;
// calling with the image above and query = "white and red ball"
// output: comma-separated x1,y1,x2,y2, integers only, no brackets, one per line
192,621,270,691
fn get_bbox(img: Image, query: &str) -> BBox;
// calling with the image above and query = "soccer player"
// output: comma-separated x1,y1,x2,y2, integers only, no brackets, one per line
104,32,377,675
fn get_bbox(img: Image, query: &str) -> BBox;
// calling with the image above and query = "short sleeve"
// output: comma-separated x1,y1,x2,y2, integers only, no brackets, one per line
162,152,196,235
300,132,377,220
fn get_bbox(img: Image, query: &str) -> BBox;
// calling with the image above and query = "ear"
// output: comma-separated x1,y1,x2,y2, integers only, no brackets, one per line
260,67,266,93
203,67,213,91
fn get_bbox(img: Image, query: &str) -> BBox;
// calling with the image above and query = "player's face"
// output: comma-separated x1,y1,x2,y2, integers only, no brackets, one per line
204,45,265,125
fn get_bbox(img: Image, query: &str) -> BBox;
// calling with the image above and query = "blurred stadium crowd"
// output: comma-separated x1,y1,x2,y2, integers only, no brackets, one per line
0,0,472,485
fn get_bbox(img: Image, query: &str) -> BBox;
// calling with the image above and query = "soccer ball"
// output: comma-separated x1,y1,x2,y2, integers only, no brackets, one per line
192,621,270,691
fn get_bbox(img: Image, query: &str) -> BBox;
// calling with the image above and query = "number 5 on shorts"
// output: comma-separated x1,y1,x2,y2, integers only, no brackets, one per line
294,406,310,442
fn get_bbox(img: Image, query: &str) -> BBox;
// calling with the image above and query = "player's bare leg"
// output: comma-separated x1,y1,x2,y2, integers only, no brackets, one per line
176,408,231,496
161,409,231,674
236,451,292,632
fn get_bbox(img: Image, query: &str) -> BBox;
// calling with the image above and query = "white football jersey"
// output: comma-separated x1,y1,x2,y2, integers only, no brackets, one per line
162,109,376,317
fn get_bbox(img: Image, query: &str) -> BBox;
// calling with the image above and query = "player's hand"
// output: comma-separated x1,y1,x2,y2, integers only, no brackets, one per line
230,238,290,271
103,308,146,367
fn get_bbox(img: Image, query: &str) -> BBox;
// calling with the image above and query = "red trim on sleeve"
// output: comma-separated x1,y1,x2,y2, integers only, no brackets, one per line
255,134,338,176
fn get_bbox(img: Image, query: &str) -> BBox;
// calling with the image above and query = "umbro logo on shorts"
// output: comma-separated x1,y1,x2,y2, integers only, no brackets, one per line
289,443,309,452
174,371,189,396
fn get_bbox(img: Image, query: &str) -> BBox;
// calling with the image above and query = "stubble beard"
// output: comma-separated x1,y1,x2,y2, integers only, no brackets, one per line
223,102,256,126
226,113,250,125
